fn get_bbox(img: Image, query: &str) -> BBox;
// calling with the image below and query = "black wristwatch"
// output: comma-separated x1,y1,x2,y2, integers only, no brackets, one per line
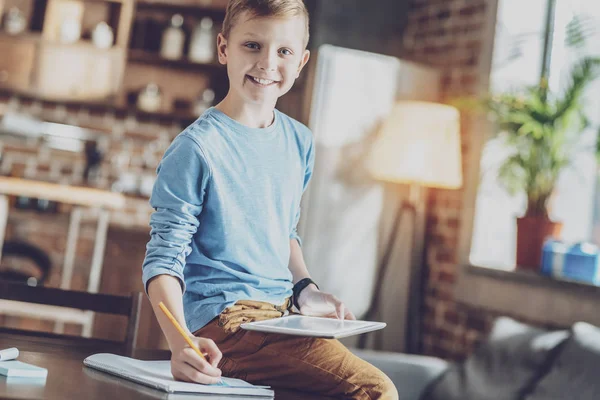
293,278,319,310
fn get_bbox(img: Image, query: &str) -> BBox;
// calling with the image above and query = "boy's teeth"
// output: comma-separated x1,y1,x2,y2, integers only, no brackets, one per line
252,76,275,85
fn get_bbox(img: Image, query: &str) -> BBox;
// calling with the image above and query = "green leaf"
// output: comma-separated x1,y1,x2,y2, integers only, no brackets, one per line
553,58,600,121
596,126,600,164
497,154,528,195
482,56,600,215
566,16,587,48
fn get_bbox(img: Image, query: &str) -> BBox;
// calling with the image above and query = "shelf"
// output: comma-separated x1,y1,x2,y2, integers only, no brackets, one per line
135,0,227,15
78,0,132,3
0,32,43,43
127,50,224,72
0,88,199,125
0,33,125,52
128,107,199,124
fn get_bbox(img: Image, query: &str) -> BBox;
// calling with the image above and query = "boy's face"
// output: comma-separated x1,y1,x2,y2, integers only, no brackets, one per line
217,12,310,107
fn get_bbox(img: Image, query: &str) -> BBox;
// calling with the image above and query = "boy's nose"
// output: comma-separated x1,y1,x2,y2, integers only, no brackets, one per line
257,51,278,72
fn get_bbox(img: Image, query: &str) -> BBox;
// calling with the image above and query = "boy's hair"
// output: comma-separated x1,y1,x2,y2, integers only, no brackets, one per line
222,0,310,48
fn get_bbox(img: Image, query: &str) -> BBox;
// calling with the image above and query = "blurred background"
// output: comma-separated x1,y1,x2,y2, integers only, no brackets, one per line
2,0,600,375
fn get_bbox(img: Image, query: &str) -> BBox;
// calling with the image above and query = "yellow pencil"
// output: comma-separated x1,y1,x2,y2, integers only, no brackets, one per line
158,301,206,361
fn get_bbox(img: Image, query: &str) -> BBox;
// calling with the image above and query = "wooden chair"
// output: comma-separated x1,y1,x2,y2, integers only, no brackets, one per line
0,280,142,355
0,177,126,337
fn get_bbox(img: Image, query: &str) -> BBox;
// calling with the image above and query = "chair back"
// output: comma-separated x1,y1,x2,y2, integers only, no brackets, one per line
0,240,52,285
0,281,142,354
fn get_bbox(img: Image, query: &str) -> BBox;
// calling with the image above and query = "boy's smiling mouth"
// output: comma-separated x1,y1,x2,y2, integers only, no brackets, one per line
246,75,279,87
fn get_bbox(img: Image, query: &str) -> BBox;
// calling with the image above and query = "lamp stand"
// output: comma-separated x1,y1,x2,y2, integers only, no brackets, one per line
357,183,426,354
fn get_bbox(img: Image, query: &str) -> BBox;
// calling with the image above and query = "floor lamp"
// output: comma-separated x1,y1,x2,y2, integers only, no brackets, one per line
357,101,463,353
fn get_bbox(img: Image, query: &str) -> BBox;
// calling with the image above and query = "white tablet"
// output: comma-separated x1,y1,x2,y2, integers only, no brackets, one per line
240,315,386,339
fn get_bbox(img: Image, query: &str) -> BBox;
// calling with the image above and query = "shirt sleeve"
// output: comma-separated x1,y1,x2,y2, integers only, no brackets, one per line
142,133,211,294
290,134,315,247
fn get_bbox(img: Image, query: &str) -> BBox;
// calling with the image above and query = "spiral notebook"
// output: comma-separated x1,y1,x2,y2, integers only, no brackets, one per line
83,353,273,397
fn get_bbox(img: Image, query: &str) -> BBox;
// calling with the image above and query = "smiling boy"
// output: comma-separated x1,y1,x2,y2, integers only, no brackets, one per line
142,1,398,398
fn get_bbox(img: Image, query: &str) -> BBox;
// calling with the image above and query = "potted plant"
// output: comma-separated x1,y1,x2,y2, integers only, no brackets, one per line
484,57,600,270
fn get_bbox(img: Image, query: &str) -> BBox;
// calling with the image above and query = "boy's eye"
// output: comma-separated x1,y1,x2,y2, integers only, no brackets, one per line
244,42,260,50
280,48,293,56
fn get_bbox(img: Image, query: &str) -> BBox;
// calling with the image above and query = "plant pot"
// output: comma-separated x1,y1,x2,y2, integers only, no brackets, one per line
516,216,563,271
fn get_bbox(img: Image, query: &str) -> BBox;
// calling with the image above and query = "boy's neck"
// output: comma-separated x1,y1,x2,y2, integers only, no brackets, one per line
215,95,276,129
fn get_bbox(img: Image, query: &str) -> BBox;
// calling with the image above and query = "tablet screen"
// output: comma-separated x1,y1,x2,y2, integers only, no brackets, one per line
240,315,386,338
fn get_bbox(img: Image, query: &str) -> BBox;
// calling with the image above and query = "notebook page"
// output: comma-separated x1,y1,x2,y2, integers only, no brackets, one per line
83,353,273,397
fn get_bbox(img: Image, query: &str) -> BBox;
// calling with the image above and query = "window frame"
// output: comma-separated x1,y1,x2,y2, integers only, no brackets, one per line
456,0,600,325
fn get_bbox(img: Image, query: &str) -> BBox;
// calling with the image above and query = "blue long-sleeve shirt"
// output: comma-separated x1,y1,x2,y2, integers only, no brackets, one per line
142,107,315,333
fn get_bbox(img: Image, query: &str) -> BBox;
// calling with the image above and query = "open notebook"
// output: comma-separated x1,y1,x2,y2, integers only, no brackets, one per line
83,353,273,397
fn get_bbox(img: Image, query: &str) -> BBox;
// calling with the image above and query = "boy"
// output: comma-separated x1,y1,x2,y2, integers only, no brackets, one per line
142,0,398,398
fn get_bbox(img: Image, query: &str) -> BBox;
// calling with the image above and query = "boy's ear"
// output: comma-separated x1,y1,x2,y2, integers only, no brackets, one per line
217,33,228,65
296,49,310,78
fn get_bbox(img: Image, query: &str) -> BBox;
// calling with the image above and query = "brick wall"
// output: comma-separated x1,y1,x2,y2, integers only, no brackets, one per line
0,92,175,332
0,93,183,190
402,0,498,360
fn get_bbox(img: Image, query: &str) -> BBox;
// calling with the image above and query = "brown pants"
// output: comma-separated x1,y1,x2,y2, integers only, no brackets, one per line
194,300,399,400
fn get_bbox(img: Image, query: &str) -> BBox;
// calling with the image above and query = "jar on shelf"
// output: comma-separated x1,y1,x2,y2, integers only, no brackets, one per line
160,14,185,60
59,15,81,43
92,21,114,49
189,17,215,63
3,7,27,35
137,83,162,113
193,88,216,116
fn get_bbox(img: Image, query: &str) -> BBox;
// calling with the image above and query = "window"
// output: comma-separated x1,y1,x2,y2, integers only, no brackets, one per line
470,0,600,269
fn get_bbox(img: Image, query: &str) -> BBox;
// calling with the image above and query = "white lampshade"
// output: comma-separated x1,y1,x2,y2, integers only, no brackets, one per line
367,101,463,189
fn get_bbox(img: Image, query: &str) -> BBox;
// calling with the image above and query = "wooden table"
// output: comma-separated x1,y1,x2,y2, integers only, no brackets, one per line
0,333,332,399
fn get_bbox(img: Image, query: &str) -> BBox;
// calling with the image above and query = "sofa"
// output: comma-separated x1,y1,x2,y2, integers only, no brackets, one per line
351,317,600,400
351,349,448,400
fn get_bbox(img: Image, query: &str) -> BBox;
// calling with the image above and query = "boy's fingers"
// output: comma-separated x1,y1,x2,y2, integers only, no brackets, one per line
345,309,356,320
199,339,222,367
173,360,221,385
336,302,345,320
209,353,222,368
180,348,222,377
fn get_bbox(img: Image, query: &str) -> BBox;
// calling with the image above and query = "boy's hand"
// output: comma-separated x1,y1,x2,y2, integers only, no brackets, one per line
296,285,356,320
170,336,223,384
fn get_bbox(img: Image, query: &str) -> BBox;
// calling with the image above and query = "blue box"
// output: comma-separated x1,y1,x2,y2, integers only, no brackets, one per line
540,240,600,285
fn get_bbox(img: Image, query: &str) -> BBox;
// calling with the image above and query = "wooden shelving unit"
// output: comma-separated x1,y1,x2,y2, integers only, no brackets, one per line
0,0,134,101
0,0,230,120
127,49,224,72
123,0,229,115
